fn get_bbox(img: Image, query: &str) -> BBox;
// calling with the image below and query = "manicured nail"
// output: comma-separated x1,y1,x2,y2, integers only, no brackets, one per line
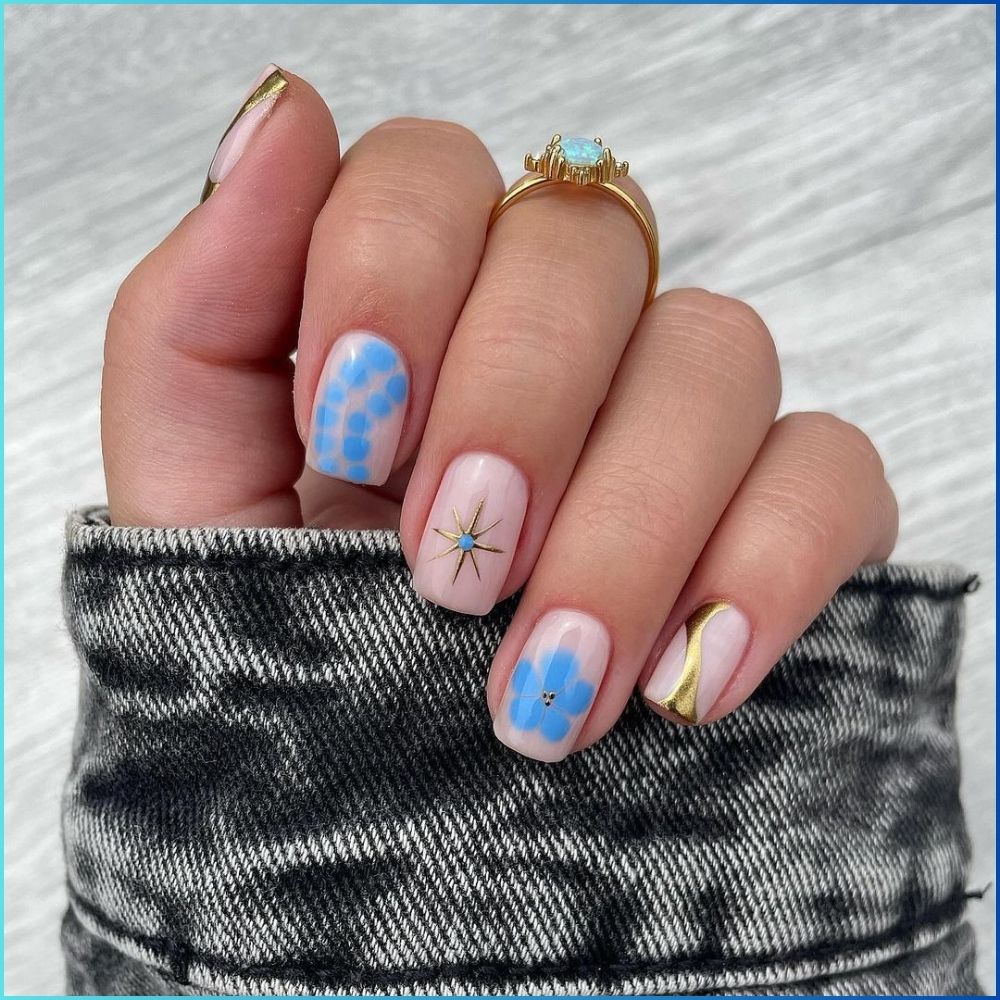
412,452,527,615
306,332,409,485
200,64,288,203
494,610,610,763
644,602,751,724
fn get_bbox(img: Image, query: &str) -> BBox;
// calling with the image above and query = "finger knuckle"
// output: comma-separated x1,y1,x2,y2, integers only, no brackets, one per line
779,411,885,479
465,314,592,403
745,475,845,561
648,288,781,412
656,288,767,337
343,195,459,271
369,117,497,177
332,165,494,280
565,459,688,564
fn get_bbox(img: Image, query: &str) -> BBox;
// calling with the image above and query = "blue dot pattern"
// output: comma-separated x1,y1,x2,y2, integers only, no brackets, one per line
346,412,371,434
343,436,371,461
361,339,398,372
311,336,408,483
368,393,392,418
386,373,407,403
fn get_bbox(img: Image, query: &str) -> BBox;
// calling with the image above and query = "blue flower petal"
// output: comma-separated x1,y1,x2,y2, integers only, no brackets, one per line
508,695,544,731
539,708,572,742
539,647,578,691
557,679,595,717
317,456,340,475
346,463,370,482
361,339,399,372
325,383,346,404
509,658,542,697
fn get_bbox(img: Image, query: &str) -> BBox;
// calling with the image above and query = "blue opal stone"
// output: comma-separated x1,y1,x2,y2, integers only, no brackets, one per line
458,533,475,551
361,339,399,372
560,137,603,166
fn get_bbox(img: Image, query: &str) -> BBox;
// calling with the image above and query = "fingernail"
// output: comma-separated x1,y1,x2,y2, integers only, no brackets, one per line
644,602,751,724
494,610,609,763
306,332,409,485
200,64,288,203
412,452,527,615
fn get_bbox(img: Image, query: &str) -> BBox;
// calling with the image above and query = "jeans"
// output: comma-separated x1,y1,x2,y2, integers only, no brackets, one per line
61,507,981,995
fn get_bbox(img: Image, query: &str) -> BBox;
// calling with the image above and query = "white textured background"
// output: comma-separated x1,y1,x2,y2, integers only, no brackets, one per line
4,5,995,995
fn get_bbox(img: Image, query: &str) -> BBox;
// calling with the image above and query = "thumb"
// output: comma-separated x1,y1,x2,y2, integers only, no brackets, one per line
102,66,339,527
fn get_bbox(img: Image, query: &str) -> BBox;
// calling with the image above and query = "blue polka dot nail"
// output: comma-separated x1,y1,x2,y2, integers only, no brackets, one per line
306,331,409,485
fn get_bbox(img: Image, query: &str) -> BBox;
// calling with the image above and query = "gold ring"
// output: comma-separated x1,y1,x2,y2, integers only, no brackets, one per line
489,134,659,307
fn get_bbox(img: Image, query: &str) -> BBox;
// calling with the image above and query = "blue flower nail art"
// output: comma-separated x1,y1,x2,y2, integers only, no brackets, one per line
308,332,409,484
507,648,596,742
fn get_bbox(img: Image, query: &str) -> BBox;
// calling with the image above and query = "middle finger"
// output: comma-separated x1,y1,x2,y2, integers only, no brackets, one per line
401,164,654,614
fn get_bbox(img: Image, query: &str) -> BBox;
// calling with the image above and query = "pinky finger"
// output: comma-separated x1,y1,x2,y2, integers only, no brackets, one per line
641,411,899,726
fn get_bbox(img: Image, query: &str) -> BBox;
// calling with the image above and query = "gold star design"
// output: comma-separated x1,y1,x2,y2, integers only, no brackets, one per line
432,498,504,583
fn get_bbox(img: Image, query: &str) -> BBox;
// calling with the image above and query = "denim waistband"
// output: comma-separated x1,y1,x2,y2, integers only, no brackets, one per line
61,507,980,995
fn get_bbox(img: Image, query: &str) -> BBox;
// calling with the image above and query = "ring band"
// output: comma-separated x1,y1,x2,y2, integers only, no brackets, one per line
489,134,659,307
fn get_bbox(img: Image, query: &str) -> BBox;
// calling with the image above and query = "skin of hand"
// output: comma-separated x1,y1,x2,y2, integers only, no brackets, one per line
102,67,898,763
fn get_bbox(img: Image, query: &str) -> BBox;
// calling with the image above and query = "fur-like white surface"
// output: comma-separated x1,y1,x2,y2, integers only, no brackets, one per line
4,5,994,994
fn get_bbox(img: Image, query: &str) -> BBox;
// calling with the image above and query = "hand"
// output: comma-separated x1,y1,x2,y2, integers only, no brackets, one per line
102,67,898,762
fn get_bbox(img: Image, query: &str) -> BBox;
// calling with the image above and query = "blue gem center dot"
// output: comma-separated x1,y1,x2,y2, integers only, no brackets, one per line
458,533,475,552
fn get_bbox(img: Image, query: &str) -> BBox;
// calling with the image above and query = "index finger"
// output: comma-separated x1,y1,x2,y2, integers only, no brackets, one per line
295,118,503,487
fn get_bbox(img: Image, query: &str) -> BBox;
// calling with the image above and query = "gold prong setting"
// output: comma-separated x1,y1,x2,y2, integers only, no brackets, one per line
493,132,658,307
524,133,629,186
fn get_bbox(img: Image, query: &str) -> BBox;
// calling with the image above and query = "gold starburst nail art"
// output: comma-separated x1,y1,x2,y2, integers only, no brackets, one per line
432,498,504,584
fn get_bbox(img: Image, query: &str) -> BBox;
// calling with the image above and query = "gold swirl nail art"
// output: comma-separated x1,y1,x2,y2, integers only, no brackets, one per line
200,66,288,203
656,601,731,724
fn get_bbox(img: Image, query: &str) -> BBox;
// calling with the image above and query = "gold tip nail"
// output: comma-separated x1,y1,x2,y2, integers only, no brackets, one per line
199,66,289,204
656,601,731,724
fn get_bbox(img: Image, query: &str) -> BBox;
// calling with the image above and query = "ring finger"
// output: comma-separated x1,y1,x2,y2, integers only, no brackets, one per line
401,155,655,614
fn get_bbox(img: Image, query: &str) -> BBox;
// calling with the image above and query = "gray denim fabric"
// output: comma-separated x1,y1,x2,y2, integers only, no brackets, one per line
61,507,981,995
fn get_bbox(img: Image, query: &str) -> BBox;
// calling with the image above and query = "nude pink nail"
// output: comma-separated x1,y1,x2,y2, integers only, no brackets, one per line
643,602,751,724
411,453,528,615
201,64,287,202
494,610,610,763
